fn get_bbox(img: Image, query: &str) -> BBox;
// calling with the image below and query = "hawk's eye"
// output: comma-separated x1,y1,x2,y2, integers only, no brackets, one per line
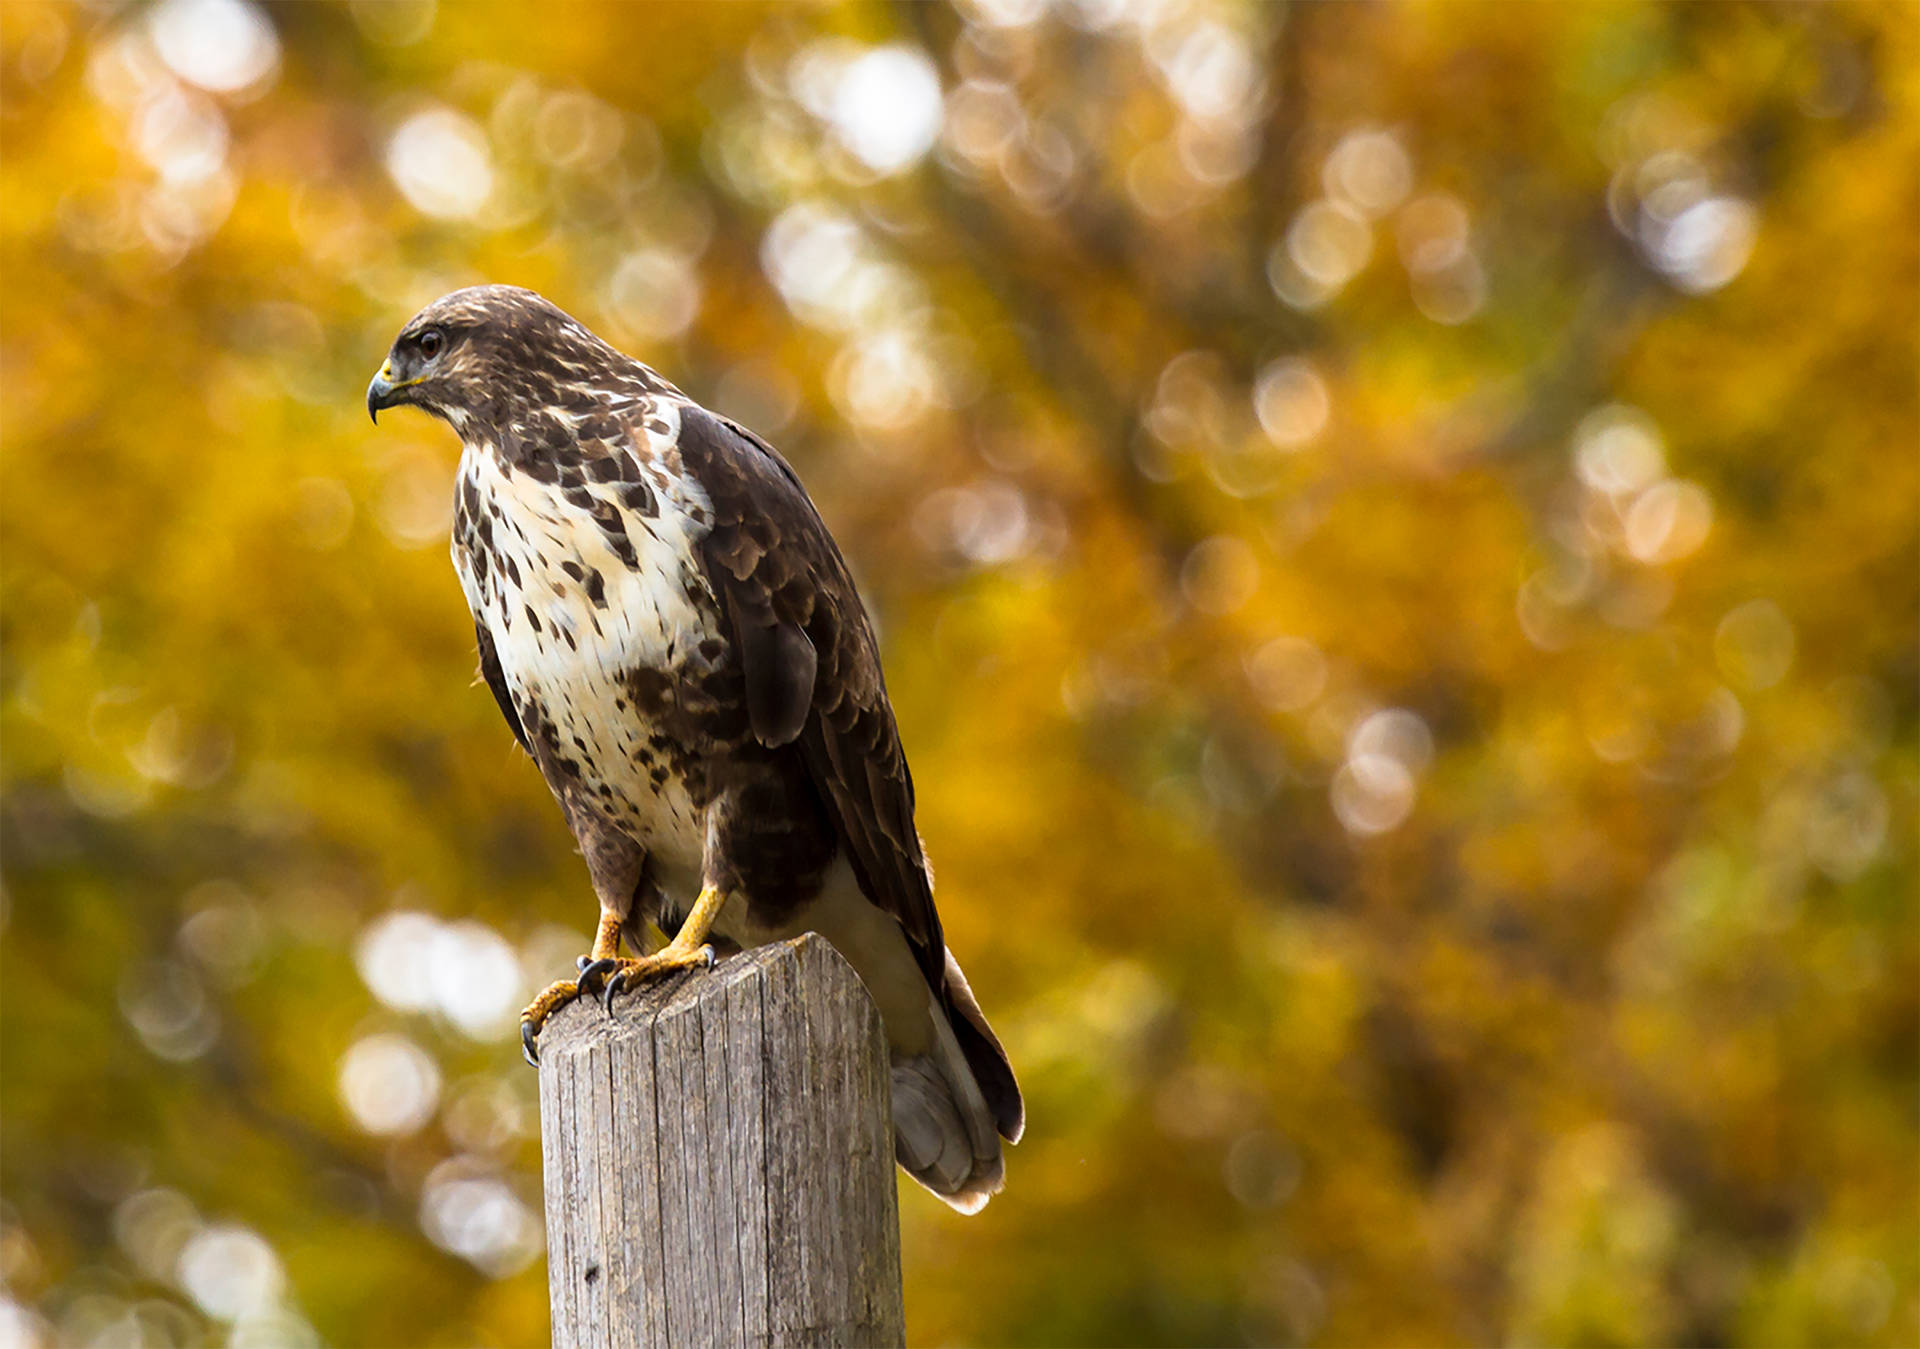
418,328,444,359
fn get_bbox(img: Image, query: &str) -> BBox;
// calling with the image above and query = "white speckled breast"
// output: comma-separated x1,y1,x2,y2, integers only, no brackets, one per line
452,395,720,874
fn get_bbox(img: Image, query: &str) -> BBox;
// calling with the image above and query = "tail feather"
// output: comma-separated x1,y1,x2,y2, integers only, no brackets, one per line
941,950,1025,1144
890,955,1023,1213
891,1055,1003,1213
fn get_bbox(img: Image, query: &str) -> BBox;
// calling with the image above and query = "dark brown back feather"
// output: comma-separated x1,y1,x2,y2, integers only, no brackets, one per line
736,619,817,748
666,406,1022,1145
672,406,945,984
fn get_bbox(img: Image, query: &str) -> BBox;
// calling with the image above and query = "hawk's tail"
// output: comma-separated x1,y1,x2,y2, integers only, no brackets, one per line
891,951,1024,1214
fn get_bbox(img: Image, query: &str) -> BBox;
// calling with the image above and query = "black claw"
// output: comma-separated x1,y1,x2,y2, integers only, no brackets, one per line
576,955,592,973
600,968,626,1014
521,1022,540,1068
578,957,620,997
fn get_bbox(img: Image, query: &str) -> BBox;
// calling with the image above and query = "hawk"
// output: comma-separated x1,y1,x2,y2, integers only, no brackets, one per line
367,286,1021,1211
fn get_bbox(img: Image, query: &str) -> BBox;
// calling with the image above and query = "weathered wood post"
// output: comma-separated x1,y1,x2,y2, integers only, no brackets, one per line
536,933,905,1349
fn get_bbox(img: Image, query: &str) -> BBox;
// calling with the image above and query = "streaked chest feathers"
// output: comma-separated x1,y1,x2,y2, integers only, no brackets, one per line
451,395,722,867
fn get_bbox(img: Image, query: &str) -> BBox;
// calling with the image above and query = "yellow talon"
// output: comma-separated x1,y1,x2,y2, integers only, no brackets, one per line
520,978,581,1065
519,888,728,1064
586,942,716,1012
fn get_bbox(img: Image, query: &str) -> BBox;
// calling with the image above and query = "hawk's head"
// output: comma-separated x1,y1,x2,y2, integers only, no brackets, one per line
367,285,640,432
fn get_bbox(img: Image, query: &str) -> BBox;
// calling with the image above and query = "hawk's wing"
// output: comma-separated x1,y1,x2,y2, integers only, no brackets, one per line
475,620,530,753
670,404,946,989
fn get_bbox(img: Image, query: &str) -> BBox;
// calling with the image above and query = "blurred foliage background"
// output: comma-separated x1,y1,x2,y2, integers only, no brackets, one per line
1,0,1915,1345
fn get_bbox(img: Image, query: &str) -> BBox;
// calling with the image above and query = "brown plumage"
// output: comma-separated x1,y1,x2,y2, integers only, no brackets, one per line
368,285,1022,1210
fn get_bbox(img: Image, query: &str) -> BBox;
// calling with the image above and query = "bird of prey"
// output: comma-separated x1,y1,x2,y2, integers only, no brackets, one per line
367,286,1021,1211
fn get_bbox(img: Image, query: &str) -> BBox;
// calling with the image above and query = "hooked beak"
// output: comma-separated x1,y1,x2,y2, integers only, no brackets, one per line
366,362,419,424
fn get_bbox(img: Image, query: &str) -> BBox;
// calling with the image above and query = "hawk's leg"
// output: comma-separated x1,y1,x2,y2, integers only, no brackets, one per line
517,909,626,1066
580,883,725,1013
519,808,652,1066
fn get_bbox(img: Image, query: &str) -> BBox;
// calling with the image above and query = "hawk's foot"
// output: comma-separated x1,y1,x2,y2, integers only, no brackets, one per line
579,941,717,1015
518,910,628,1065
586,883,730,1014
519,978,584,1067
519,891,726,1063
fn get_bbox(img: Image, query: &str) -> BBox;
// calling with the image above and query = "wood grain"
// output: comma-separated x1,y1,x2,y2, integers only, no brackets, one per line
537,934,905,1348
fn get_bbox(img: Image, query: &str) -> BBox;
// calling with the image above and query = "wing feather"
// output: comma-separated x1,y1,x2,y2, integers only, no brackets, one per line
671,405,944,982
475,620,530,752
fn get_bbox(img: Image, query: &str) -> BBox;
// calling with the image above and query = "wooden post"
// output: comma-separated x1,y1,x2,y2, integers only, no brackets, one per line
536,933,906,1349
